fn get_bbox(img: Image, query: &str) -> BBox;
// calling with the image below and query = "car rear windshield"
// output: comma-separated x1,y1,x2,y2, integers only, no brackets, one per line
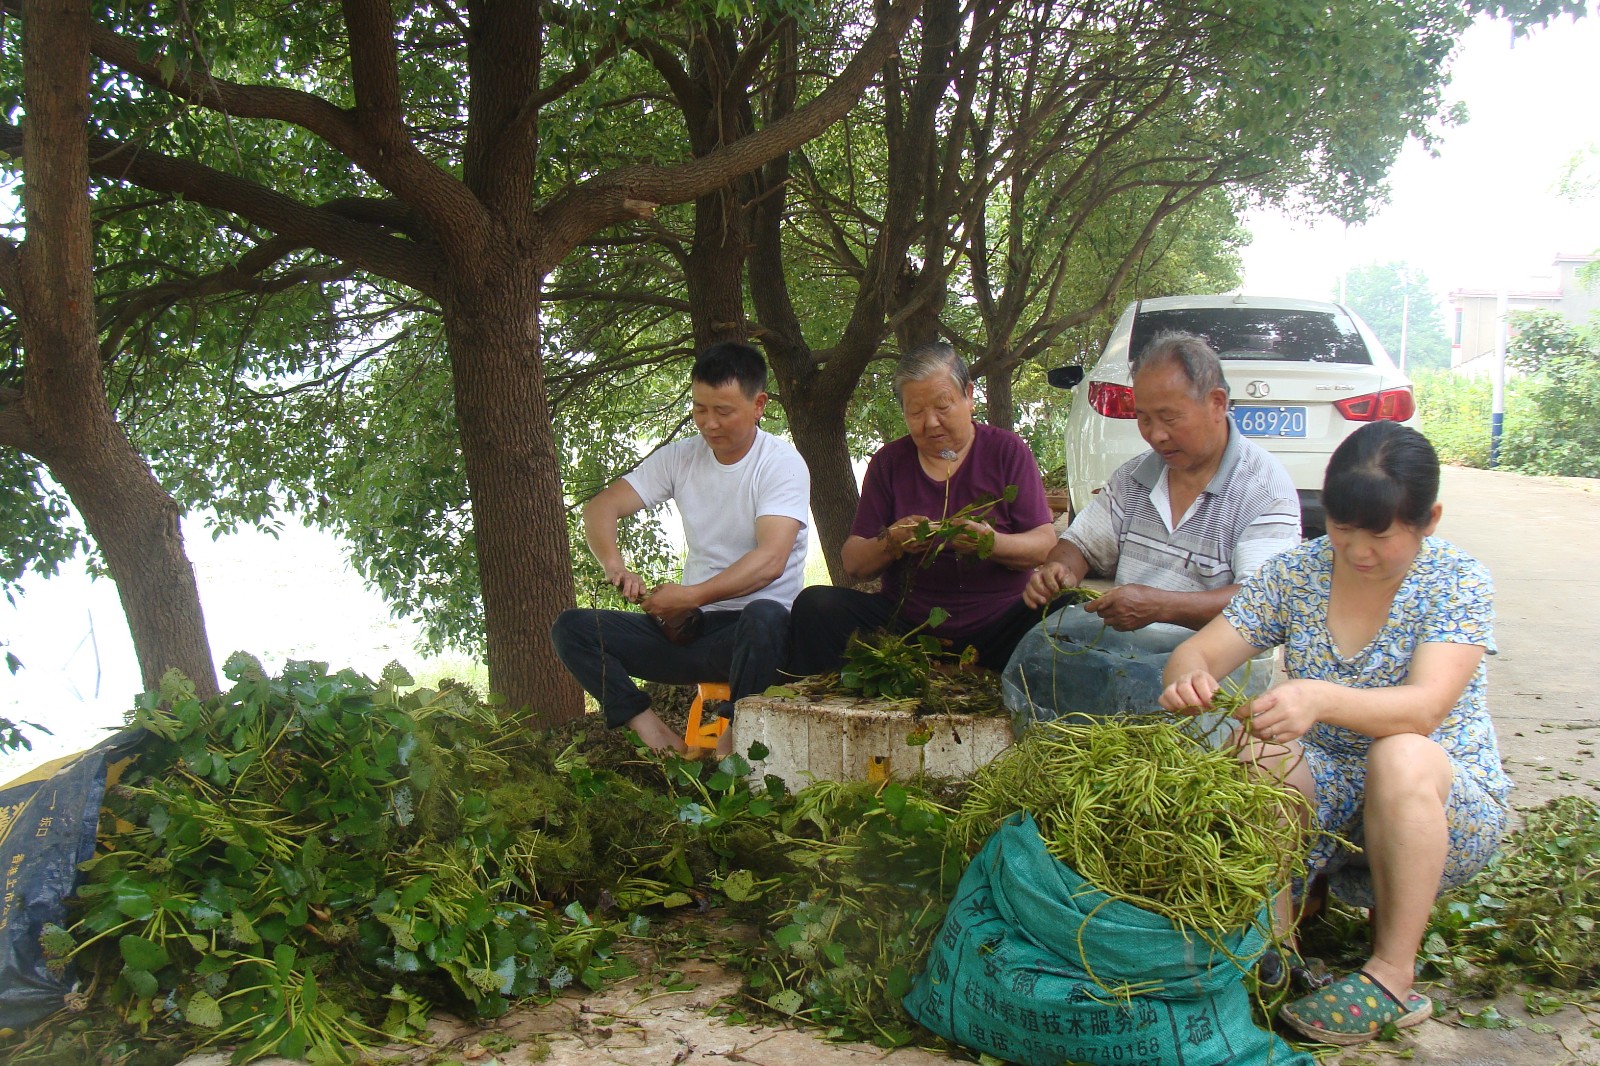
1131,307,1371,364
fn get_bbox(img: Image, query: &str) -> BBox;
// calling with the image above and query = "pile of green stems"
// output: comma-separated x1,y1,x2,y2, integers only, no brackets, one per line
954,719,1313,933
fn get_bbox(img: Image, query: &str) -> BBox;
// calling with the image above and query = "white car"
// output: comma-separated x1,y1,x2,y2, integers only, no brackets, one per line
1048,294,1418,536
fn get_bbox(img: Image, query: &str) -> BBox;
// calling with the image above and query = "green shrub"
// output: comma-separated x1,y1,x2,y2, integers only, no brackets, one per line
1412,368,1493,468
1499,354,1600,478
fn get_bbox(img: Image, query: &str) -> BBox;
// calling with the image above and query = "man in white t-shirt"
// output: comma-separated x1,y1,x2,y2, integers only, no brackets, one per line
551,342,810,755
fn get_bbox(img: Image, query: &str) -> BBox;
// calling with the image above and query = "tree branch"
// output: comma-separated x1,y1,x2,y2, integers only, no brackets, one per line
81,17,365,164
537,0,922,266
542,285,690,313
506,40,620,150
728,17,785,91
99,236,359,359
629,35,702,116
0,123,447,297
69,0,490,252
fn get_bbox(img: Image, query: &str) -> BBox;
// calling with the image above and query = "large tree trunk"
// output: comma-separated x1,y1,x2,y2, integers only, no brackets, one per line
686,187,751,347
781,371,861,582
44,439,218,697
5,0,217,697
985,364,1015,432
442,264,585,724
677,23,763,348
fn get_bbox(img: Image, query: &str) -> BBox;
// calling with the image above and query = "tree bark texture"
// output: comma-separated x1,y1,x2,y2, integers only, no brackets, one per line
677,23,763,347
9,0,218,697
782,384,861,583
985,365,1015,432
441,265,585,725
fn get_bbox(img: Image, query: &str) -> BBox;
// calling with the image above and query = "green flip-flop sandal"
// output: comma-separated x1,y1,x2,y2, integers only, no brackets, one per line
1279,969,1432,1046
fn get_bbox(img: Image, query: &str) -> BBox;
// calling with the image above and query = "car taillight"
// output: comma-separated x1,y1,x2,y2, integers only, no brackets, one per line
1088,381,1138,419
1335,388,1415,422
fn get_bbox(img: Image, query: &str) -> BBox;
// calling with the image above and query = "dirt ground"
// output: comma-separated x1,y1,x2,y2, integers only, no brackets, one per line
177,468,1600,1066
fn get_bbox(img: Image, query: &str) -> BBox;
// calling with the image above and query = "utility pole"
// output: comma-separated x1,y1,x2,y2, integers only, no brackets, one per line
1398,265,1410,372
1338,224,1348,305
1491,287,1507,468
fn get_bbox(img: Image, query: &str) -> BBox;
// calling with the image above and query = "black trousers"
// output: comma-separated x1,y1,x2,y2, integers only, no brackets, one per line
550,599,789,727
785,585,1078,678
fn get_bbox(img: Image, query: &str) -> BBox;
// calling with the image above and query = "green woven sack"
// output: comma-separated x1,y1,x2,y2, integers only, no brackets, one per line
903,813,1310,1066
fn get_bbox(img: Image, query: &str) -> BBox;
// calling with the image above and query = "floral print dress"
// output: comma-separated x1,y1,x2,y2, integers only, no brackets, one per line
1222,537,1510,905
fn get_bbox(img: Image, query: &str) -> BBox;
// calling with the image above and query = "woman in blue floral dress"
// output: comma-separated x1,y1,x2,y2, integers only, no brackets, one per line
1160,421,1509,1046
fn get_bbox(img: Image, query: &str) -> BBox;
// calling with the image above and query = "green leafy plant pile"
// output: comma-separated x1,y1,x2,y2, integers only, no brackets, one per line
548,732,968,1048
838,606,953,702
1422,795,1600,995
829,608,1002,716
40,655,654,1063
734,778,964,1047
21,657,1600,1063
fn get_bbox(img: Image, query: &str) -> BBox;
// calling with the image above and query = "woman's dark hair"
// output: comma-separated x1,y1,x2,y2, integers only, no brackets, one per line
1322,421,1440,532
692,341,767,399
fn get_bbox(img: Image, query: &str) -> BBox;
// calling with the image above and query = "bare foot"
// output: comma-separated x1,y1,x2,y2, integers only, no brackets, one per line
623,709,687,755
1359,956,1415,1001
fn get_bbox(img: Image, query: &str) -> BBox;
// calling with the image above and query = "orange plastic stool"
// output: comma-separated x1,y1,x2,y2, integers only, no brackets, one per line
685,682,731,752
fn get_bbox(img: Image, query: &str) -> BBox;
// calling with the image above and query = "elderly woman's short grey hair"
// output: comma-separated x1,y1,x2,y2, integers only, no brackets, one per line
1129,331,1229,399
892,341,972,405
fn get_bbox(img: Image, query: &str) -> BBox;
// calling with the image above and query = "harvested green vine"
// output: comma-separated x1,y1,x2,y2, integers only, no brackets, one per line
952,720,1315,933
1421,794,1600,994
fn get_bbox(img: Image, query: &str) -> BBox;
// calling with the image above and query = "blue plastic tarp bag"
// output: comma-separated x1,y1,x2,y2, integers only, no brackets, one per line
0,728,143,1030
1002,604,1274,747
903,812,1310,1066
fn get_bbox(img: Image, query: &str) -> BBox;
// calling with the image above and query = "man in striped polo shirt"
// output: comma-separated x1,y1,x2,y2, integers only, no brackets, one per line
1007,331,1299,724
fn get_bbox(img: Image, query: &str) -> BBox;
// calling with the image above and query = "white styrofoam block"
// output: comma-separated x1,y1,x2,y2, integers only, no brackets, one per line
732,696,1013,791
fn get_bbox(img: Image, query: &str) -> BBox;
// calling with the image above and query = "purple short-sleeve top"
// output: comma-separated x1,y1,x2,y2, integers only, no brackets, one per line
851,422,1051,641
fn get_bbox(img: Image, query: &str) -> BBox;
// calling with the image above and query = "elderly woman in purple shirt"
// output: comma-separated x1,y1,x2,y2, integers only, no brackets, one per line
788,343,1072,677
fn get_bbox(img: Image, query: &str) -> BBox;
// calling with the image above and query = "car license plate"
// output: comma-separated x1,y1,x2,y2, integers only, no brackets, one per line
1231,404,1307,438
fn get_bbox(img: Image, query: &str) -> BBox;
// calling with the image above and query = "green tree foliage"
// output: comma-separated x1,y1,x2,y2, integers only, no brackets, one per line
1505,307,1595,373
1500,309,1600,477
0,0,919,718
0,451,86,596
1000,193,1248,472
1340,262,1453,371
746,0,1589,572
289,320,686,651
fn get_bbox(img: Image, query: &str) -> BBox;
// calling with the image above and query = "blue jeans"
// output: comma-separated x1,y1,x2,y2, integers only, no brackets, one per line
550,600,790,728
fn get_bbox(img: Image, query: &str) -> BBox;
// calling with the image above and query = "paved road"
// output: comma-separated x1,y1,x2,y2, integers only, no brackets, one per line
1438,466,1600,810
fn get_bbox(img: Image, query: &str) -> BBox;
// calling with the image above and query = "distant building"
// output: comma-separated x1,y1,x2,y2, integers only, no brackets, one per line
1449,254,1599,376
